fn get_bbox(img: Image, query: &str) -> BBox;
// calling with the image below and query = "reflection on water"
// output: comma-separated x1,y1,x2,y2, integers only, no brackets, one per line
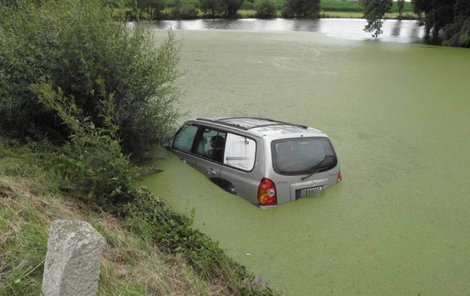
391,20,402,36
153,18,424,43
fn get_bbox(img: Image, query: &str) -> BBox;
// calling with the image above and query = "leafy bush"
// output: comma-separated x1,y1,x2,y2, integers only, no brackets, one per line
241,0,255,10
444,17,470,48
281,6,294,17
0,0,180,159
199,0,244,17
255,0,277,18
282,0,320,18
200,0,225,16
136,0,166,19
31,82,140,209
174,3,200,19
225,0,245,17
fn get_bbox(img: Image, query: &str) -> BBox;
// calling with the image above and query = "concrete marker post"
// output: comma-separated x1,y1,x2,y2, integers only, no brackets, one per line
41,220,105,296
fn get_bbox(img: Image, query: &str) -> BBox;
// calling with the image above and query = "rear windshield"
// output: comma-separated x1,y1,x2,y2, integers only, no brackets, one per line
271,137,337,175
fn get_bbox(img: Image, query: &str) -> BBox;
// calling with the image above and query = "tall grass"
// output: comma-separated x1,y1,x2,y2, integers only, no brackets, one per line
0,140,238,295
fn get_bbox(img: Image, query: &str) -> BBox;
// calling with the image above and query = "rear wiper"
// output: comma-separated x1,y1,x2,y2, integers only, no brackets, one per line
301,156,336,181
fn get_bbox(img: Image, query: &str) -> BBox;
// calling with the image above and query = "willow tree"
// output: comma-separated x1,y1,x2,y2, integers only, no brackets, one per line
360,0,393,38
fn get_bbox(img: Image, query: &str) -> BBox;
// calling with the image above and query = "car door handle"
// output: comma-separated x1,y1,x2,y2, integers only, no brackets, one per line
207,168,217,176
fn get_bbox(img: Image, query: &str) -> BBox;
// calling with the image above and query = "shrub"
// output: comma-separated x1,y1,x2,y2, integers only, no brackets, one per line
0,0,180,159
225,0,245,17
255,0,277,18
200,0,225,17
174,3,199,19
136,0,166,20
241,0,255,10
282,0,320,18
281,6,294,17
31,82,140,209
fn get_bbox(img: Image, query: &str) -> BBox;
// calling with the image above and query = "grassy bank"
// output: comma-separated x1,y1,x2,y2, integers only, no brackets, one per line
0,138,277,295
0,170,212,295
237,10,417,19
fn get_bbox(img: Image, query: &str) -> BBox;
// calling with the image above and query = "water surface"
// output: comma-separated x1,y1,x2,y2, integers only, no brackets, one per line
155,18,424,43
143,30,470,295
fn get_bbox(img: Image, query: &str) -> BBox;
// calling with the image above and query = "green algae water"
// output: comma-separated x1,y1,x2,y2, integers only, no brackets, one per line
142,30,470,295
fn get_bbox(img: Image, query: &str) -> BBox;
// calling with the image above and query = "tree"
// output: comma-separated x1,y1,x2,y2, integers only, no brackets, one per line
443,0,470,47
360,0,392,38
200,0,225,16
136,0,166,19
412,0,470,47
397,0,405,18
199,0,242,17
225,0,244,17
255,0,276,18
282,0,320,18
0,0,181,158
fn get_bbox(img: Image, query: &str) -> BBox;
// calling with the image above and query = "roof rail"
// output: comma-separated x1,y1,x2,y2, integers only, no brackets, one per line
229,117,308,130
195,118,249,130
196,117,308,131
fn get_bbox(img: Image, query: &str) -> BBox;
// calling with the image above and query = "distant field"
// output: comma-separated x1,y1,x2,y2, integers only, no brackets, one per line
136,0,416,19
164,0,413,14
320,0,413,13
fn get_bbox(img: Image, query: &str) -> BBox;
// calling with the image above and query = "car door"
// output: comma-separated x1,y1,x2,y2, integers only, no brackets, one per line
171,123,200,167
193,126,226,180
219,133,260,204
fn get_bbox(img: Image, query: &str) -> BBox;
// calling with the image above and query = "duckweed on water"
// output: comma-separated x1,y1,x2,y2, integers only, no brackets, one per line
143,30,470,295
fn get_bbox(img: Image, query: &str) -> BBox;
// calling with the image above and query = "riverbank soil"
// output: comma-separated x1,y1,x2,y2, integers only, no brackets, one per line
144,30,470,295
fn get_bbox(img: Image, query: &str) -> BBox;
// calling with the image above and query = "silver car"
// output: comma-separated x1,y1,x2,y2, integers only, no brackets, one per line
170,117,342,207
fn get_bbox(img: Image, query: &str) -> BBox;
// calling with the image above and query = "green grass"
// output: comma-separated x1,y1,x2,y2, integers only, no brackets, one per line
321,10,417,19
159,0,414,18
0,140,214,296
321,0,364,12
0,138,277,295
320,0,413,13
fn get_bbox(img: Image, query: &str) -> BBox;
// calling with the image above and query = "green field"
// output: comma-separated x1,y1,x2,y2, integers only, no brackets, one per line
143,30,470,295
321,0,413,13
163,0,414,16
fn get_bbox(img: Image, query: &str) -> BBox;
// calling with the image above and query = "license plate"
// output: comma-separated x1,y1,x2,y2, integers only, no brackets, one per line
296,186,323,199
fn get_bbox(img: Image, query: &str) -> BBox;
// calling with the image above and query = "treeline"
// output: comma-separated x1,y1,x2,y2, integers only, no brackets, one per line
361,0,470,47
128,0,321,19
413,0,470,47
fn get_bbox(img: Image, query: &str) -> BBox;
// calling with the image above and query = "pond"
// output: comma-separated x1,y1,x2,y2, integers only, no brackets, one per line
142,30,470,295
154,18,424,43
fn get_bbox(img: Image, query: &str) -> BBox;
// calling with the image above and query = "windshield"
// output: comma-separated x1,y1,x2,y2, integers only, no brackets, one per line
271,137,337,175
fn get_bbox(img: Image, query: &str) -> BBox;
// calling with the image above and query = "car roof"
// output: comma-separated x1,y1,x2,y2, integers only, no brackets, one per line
191,117,327,140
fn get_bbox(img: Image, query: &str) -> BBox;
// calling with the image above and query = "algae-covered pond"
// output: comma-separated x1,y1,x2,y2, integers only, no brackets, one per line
142,30,470,295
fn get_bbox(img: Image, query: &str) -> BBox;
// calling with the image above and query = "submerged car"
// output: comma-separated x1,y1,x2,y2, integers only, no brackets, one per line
169,117,342,207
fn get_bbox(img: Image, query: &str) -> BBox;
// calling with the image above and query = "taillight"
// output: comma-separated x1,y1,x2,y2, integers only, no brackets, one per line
337,171,343,183
258,178,277,206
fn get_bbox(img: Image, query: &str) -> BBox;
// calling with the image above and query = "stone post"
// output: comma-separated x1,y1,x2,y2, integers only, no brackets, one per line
41,220,106,296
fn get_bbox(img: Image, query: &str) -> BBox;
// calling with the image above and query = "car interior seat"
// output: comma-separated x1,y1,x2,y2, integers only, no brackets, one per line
210,135,225,162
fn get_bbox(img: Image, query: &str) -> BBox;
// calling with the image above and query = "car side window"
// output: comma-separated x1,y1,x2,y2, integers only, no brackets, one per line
223,133,256,171
195,128,226,162
173,124,198,153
